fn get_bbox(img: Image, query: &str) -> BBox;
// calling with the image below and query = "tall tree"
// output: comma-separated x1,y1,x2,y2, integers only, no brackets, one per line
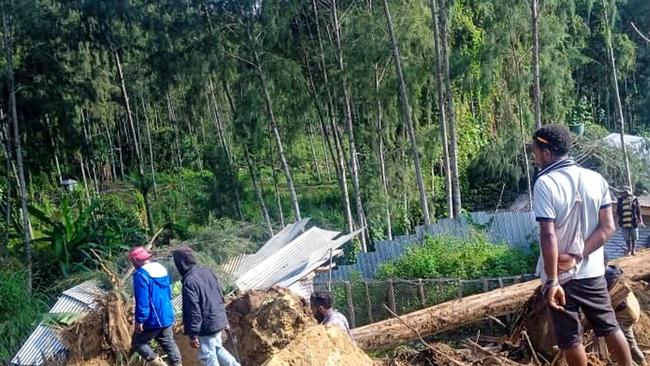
430,0,454,218
2,8,32,289
244,148,274,236
602,0,633,188
310,0,354,234
531,0,542,129
375,67,392,240
382,0,431,226
331,0,369,249
115,50,155,234
251,47,302,221
439,0,462,217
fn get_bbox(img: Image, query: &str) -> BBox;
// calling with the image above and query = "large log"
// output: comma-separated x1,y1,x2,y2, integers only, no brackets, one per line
351,250,650,351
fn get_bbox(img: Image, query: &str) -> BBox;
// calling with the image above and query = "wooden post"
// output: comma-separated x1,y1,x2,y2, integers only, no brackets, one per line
345,281,356,328
482,278,489,292
457,279,463,299
417,279,426,306
364,281,373,324
387,279,397,313
498,277,510,323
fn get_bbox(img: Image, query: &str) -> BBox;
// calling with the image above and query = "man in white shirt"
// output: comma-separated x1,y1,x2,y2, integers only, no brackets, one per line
532,124,632,366
310,291,354,341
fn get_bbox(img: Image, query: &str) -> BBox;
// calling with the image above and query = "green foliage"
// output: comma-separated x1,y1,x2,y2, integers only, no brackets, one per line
0,261,48,364
376,233,536,280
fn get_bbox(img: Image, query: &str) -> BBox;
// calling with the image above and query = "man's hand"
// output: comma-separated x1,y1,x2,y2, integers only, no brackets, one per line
134,323,144,333
557,253,577,272
190,337,200,348
547,285,566,311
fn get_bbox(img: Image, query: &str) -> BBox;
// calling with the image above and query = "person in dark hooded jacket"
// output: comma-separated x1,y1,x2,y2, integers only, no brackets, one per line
172,247,240,366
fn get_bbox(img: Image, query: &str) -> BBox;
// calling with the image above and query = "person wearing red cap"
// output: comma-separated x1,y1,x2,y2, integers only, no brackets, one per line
129,247,182,366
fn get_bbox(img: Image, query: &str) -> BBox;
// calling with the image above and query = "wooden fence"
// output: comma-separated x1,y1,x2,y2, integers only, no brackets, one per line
314,274,536,328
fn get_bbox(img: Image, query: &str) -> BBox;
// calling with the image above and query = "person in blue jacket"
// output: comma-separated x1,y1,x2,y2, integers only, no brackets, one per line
129,247,182,366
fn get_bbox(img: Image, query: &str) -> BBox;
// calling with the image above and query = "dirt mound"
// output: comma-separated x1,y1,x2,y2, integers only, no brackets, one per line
262,325,376,366
227,287,315,365
58,291,132,365
67,358,113,366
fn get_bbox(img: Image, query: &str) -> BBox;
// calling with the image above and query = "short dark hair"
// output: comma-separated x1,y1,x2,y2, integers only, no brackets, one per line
310,291,333,308
533,124,572,157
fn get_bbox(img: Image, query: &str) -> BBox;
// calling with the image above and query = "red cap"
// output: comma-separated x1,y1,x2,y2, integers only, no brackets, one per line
128,247,152,262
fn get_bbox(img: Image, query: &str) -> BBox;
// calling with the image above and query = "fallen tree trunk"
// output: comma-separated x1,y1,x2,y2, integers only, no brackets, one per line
351,250,650,351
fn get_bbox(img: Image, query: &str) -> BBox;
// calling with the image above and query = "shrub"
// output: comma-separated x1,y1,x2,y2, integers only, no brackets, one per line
0,261,48,363
376,233,536,280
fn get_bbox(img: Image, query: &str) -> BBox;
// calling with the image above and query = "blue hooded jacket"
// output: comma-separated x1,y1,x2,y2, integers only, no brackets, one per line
133,262,175,329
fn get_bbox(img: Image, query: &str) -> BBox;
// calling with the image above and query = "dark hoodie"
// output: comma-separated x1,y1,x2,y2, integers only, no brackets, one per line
173,247,229,338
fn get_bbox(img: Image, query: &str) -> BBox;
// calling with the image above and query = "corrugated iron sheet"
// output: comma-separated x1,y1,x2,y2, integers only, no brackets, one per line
220,219,309,278
11,280,107,366
236,227,360,292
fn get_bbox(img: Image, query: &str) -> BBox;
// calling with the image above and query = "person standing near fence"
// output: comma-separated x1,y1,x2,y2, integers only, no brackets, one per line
617,187,645,256
531,124,633,366
310,290,354,340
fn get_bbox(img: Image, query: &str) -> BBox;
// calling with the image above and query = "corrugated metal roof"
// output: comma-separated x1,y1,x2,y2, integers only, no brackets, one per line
220,219,309,278
235,227,361,292
235,227,341,291
11,280,107,366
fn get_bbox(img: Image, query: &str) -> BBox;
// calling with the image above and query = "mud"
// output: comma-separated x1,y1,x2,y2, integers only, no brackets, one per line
58,291,132,365
227,287,316,366
262,325,377,366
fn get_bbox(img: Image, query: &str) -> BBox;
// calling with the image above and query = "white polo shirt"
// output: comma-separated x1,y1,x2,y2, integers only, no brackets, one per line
533,161,612,280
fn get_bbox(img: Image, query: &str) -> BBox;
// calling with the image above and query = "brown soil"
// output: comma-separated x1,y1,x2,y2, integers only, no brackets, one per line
58,290,132,365
174,333,202,366
631,281,650,349
262,325,377,366
67,357,113,366
226,287,316,366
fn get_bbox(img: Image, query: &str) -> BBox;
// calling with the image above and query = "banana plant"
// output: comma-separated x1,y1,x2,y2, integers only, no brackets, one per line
29,197,99,277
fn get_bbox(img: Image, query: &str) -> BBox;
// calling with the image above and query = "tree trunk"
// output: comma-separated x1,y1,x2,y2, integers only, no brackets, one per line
166,93,186,192
116,123,125,179
45,115,63,184
208,78,244,220
382,0,431,226
602,0,633,189
375,68,393,240
78,153,92,204
140,94,158,196
308,1,355,233
0,120,11,260
531,0,542,129
116,51,155,234
2,10,32,289
245,148,274,236
307,120,322,182
430,0,454,219
352,251,650,351
331,0,368,249
252,49,302,221
440,0,462,217
268,140,286,227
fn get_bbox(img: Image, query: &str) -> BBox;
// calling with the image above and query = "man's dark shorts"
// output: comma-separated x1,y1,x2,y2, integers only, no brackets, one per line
550,276,620,349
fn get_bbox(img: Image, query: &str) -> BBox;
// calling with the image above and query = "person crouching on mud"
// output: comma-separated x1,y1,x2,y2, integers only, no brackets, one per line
129,247,182,366
531,124,633,366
